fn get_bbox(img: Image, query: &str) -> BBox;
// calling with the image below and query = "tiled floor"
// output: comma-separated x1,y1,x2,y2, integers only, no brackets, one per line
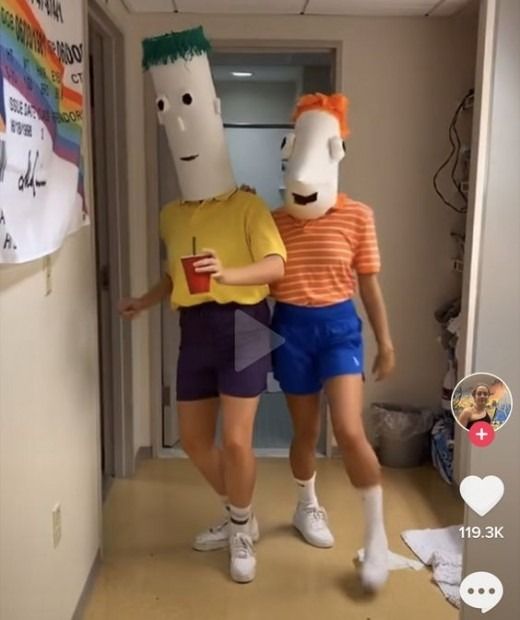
83,458,463,620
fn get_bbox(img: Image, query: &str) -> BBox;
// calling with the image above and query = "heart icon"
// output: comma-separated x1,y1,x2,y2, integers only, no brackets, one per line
459,475,504,517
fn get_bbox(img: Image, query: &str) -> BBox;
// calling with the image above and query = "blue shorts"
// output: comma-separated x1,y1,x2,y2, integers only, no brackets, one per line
271,299,363,395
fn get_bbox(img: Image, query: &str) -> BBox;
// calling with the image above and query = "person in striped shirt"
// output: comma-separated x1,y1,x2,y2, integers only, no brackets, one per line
270,93,395,592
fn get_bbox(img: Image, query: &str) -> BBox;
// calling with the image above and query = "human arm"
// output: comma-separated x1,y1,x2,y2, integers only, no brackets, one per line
458,408,472,428
194,196,286,286
358,273,395,381
194,250,284,285
118,273,173,319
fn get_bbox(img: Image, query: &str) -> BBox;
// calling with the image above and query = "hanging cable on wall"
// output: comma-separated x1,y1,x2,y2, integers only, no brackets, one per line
433,88,474,214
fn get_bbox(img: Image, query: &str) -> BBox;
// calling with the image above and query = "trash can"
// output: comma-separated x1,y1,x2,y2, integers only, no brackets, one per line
369,403,434,468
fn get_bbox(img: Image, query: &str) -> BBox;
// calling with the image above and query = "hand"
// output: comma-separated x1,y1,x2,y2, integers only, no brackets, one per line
118,297,145,319
239,183,257,194
372,346,395,381
193,248,228,283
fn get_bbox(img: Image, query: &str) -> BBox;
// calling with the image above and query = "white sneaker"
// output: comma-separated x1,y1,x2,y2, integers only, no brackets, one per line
192,515,260,552
292,503,334,548
229,533,256,583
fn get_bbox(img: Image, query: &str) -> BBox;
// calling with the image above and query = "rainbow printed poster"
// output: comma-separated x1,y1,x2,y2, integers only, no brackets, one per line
0,0,86,263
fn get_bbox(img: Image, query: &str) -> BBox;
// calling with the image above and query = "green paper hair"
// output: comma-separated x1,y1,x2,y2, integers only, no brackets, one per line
142,26,211,70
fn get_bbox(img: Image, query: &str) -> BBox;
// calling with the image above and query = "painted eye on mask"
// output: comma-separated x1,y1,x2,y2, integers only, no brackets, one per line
181,92,193,105
329,136,346,162
280,132,295,160
156,95,170,114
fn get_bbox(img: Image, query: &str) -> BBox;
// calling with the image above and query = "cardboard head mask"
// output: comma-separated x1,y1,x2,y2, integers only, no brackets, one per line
282,93,349,219
143,27,236,201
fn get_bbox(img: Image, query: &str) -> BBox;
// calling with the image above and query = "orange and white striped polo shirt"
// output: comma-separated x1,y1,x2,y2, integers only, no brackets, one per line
270,193,381,307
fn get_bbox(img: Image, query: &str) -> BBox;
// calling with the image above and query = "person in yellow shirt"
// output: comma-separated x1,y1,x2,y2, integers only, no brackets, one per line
118,27,286,584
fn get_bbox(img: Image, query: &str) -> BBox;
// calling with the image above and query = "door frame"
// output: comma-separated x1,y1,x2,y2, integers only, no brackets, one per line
88,1,134,478
145,39,342,458
453,0,497,486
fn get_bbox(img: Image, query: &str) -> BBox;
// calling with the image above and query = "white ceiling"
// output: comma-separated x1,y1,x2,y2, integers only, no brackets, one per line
122,0,473,17
176,0,305,13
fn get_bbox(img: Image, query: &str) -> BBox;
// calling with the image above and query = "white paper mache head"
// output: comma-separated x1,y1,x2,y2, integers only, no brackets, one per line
282,93,349,219
143,27,236,201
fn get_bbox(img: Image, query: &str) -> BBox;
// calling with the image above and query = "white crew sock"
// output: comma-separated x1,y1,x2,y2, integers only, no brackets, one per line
359,485,389,591
294,472,319,507
228,504,252,537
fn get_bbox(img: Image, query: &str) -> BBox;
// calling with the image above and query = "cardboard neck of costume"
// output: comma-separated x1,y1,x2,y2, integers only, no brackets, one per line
143,27,236,202
283,96,347,220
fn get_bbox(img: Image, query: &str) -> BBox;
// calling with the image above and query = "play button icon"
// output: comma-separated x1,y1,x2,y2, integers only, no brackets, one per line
234,310,285,372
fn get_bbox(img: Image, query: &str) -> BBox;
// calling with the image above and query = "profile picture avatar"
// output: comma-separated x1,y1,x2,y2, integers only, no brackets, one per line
451,372,513,431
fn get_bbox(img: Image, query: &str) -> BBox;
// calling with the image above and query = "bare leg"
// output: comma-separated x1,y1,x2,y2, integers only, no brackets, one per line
178,398,226,496
286,393,321,481
220,394,259,584
324,375,388,591
220,394,259,508
285,392,334,548
324,375,380,487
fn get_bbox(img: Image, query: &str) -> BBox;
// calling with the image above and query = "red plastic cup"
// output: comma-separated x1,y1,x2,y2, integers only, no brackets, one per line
181,254,211,294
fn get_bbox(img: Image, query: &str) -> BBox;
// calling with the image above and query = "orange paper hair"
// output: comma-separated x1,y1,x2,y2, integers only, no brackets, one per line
293,93,350,137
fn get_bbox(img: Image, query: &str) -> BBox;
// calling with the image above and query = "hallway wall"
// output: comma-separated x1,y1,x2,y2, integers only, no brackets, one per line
0,230,101,620
0,2,124,617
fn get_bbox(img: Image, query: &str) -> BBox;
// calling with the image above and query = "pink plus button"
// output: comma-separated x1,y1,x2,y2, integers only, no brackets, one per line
469,421,495,447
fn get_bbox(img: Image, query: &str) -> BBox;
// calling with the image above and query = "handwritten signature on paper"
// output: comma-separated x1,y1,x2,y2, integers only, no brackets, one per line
18,149,47,197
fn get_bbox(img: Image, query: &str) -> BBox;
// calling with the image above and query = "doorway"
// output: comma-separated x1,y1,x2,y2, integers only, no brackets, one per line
88,2,133,486
150,47,337,456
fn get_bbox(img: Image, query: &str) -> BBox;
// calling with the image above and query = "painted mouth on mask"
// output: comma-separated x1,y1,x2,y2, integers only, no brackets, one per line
292,192,318,205
180,154,199,162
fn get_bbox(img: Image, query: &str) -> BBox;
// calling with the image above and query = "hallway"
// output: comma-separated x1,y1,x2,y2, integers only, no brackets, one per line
83,459,462,620
2,1,520,618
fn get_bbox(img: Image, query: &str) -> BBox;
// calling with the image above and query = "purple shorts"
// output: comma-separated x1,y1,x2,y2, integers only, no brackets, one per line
176,300,271,401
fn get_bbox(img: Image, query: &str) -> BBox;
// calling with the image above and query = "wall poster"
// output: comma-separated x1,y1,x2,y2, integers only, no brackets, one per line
0,0,86,264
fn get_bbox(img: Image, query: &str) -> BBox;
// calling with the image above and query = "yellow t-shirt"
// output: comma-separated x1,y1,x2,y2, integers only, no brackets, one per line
160,189,287,308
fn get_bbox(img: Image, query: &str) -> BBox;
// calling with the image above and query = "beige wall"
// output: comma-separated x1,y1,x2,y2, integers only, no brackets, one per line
0,3,117,616
103,1,479,450
0,231,101,620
